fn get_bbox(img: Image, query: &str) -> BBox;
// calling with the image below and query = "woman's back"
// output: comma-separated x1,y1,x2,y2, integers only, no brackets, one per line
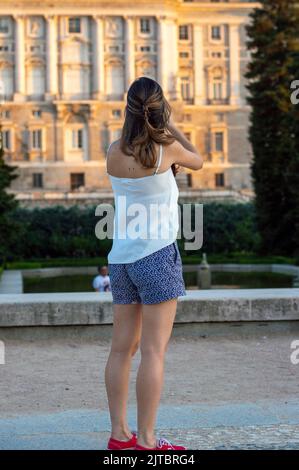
106,141,180,264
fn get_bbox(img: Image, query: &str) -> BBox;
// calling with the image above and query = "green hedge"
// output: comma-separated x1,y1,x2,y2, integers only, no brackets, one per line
178,202,261,257
7,206,111,261
5,203,260,261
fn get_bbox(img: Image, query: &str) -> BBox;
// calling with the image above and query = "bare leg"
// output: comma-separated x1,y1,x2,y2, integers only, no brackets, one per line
136,298,178,448
105,303,142,440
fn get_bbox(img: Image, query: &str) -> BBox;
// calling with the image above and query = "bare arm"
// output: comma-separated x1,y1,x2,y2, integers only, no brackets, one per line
168,119,203,170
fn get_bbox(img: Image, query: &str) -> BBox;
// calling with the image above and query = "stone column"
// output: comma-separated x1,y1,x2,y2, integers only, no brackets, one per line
193,23,204,105
55,104,65,161
157,16,180,100
88,103,100,161
124,15,135,93
167,18,180,100
157,15,168,94
92,15,105,100
13,15,25,101
229,24,241,106
45,15,58,100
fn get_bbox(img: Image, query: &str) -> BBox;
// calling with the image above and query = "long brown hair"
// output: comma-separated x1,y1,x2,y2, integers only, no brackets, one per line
120,76,179,177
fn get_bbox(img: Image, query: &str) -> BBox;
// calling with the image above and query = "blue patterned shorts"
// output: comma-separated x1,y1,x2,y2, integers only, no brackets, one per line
108,241,187,304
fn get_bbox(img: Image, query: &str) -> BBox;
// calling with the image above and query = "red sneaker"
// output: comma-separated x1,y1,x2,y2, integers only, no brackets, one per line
107,432,137,450
135,437,187,450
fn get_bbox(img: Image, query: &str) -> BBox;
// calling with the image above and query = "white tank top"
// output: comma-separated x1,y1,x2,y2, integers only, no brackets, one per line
106,142,179,264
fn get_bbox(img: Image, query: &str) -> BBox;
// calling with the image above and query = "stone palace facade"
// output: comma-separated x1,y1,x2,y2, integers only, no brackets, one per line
0,0,258,203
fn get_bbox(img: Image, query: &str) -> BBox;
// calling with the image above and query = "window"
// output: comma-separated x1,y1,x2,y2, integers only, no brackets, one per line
33,173,43,188
179,25,189,40
215,132,224,152
70,173,85,191
2,130,11,150
208,66,226,102
187,174,193,188
0,18,9,34
0,66,13,97
27,65,45,96
140,18,150,34
71,129,83,149
30,45,41,52
112,109,121,119
63,68,89,98
109,45,120,53
68,17,81,34
1,110,10,119
211,52,222,58
179,51,189,58
212,74,223,100
211,26,221,41
32,109,42,118
65,127,86,162
181,76,191,101
215,173,225,187
31,129,42,150
106,63,124,96
213,82,222,100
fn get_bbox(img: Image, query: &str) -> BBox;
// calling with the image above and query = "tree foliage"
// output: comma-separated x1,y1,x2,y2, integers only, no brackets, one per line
0,127,19,264
245,0,299,255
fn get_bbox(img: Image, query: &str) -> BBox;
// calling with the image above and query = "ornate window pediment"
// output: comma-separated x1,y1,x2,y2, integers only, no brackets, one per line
136,58,155,78
25,57,45,67
61,35,89,45
206,65,226,79
0,59,13,68
66,112,86,124
106,57,123,67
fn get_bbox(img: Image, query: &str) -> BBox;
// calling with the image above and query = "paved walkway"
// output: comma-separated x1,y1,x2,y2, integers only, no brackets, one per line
0,323,298,449
0,402,299,450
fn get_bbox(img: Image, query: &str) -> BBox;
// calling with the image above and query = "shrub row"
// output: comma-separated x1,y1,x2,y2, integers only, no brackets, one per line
4,203,260,261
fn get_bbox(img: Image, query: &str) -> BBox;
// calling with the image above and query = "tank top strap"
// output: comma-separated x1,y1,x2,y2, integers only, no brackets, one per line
153,144,163,175
106,142,113,161
105,142,113,174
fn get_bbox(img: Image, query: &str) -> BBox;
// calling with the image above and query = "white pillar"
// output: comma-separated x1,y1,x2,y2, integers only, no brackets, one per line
124,15,135,92
156,16,179,99
193,24,204,105
229,24,241,106
45,15,58,100
167,18,180,100
157,15,168,94
13,15,25,101
93,15,105,99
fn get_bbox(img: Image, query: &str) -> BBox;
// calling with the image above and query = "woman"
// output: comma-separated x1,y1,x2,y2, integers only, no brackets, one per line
105,77,203,450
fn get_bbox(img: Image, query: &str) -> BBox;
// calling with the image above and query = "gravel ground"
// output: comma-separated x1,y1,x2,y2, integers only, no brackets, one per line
0,323,298,417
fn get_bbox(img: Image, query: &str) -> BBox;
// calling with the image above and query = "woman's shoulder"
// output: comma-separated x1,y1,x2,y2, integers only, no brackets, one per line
108,138,176,166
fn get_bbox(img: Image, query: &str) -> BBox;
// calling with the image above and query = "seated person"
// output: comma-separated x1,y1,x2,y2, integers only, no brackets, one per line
92,265,111,292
